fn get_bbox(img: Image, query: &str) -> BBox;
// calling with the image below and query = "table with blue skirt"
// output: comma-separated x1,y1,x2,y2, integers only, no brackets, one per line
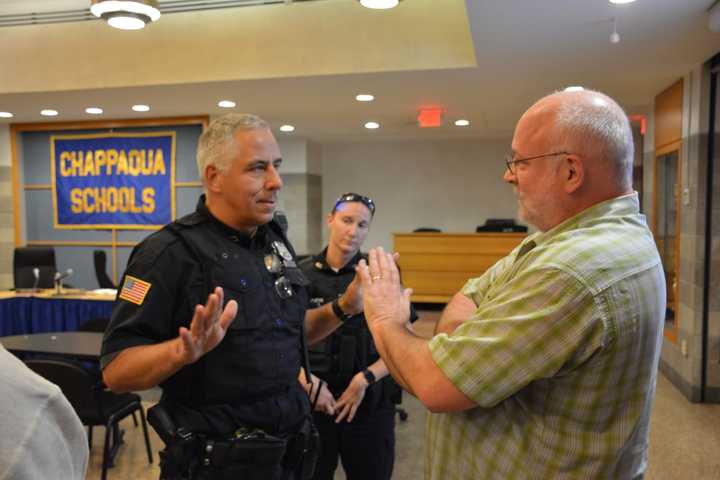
0,289,116,336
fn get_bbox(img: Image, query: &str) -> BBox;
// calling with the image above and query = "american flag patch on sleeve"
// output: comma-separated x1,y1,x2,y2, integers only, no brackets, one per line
119,275,152,305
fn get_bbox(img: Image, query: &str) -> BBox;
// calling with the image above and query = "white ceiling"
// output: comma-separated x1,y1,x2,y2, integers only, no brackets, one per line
0,0,719,141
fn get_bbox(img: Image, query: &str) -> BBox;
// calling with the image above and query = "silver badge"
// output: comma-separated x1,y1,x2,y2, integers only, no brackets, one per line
272,241,294,261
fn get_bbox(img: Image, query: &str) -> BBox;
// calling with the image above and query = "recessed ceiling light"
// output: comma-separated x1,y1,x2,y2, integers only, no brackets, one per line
454,119,470,127
280,125,295,132
609,0,635,4
218,100,236,108
364,121,380,129
0,112,13,118
132,104,150,112
564,86,584,92
356,94,374,102
40,109,59,117
359,0,401,9
85,107,103,115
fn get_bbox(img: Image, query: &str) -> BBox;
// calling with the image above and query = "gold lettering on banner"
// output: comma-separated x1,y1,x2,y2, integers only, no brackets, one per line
58,148,166,177
69,186,157,214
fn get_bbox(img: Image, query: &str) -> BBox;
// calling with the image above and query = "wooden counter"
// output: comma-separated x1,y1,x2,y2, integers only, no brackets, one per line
394,232,527,304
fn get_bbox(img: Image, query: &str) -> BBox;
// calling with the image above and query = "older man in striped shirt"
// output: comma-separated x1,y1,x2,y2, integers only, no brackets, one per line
359,89,665,480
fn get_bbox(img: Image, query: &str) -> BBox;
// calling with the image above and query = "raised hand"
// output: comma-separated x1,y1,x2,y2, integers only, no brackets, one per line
357,247,412,331
175,287,238,365
339,270,364,316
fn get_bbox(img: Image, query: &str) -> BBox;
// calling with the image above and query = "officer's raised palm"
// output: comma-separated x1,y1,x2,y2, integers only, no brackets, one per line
342,271,364,315
176,287,238,365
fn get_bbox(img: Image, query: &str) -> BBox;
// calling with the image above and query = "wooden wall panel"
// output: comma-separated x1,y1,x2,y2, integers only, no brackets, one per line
654,79,683,150
394,232,526,303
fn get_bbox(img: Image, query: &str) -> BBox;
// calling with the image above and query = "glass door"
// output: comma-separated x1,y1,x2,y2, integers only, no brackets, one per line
655,145,681,341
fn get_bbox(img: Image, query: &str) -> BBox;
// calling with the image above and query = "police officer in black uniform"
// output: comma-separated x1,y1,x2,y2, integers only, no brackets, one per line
101,114,362,480
299,193,417,480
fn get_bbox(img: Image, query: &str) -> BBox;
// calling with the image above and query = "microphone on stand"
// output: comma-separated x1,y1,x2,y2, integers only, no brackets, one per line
53,268,73,294
54,268,74,282
32,267,40,291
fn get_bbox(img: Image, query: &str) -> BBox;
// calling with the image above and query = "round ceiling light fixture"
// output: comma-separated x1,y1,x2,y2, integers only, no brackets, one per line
0,112,13,118
90,1,161,30
609,0,636,4
280,125,295,132
41,109,59,117
359,0,401,9
356,94,375,102
564,86,585,92
85,107,104,115
364,121,380,129
454,119,470,127
132,104,150,112
218,100,236,108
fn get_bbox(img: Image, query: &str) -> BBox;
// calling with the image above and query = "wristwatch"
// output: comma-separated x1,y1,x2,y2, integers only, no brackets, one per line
362,368,376,385
331,298,352,321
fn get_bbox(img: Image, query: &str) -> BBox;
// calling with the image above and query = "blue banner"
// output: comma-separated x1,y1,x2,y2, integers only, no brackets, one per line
51,132,176,228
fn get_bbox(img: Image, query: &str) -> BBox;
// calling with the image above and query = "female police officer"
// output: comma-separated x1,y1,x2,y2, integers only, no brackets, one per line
299,193,416,480
101,114,361,480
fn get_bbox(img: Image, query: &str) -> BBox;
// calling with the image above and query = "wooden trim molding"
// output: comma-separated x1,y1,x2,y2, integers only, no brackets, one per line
175,181,202,187
24,184,51,190
26,240,138,247
10,115,209,132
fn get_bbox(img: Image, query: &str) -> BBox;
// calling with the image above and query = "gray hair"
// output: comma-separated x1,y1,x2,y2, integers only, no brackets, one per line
550,90,633,190
196,113,269,182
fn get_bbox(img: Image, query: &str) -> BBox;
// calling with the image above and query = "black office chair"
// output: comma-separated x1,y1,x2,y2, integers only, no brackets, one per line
413,227,442,233
76,317,138,427
93,250,116,289
13,246,57,289
25,359,153,480
78,317,111,334
476,218,528,233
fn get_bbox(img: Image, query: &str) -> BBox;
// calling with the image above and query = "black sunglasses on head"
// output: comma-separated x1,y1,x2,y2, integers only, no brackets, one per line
332,192,375,216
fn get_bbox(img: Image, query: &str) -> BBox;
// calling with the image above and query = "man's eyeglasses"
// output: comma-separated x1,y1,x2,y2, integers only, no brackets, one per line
504,151,570,175
333,192,375,216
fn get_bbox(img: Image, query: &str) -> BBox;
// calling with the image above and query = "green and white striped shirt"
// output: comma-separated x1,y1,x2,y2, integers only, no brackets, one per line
427,193,665,479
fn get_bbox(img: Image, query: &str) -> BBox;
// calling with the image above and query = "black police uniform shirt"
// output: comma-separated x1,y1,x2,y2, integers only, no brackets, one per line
299,248,418,413
101,195,310,436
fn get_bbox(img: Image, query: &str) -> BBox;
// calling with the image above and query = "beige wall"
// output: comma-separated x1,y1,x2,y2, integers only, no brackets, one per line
0,0,474,94
0,124,13,289
319,137,517,252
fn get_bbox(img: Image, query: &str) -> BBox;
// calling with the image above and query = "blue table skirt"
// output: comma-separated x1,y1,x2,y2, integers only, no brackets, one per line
0,297,114,336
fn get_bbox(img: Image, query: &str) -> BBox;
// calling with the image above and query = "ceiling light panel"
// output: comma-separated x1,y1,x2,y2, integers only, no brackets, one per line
0,112,13,118
41,109,59,117
356,94,374,102
132,104,150,112
359,0,401,9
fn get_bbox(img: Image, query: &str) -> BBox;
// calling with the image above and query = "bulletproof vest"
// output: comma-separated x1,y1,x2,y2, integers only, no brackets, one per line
310,315,374,388
164,212,309,407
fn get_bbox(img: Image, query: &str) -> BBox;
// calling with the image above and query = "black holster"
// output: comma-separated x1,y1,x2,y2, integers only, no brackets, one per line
148,404,197,480
150,403,320,480
284,417,320,480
